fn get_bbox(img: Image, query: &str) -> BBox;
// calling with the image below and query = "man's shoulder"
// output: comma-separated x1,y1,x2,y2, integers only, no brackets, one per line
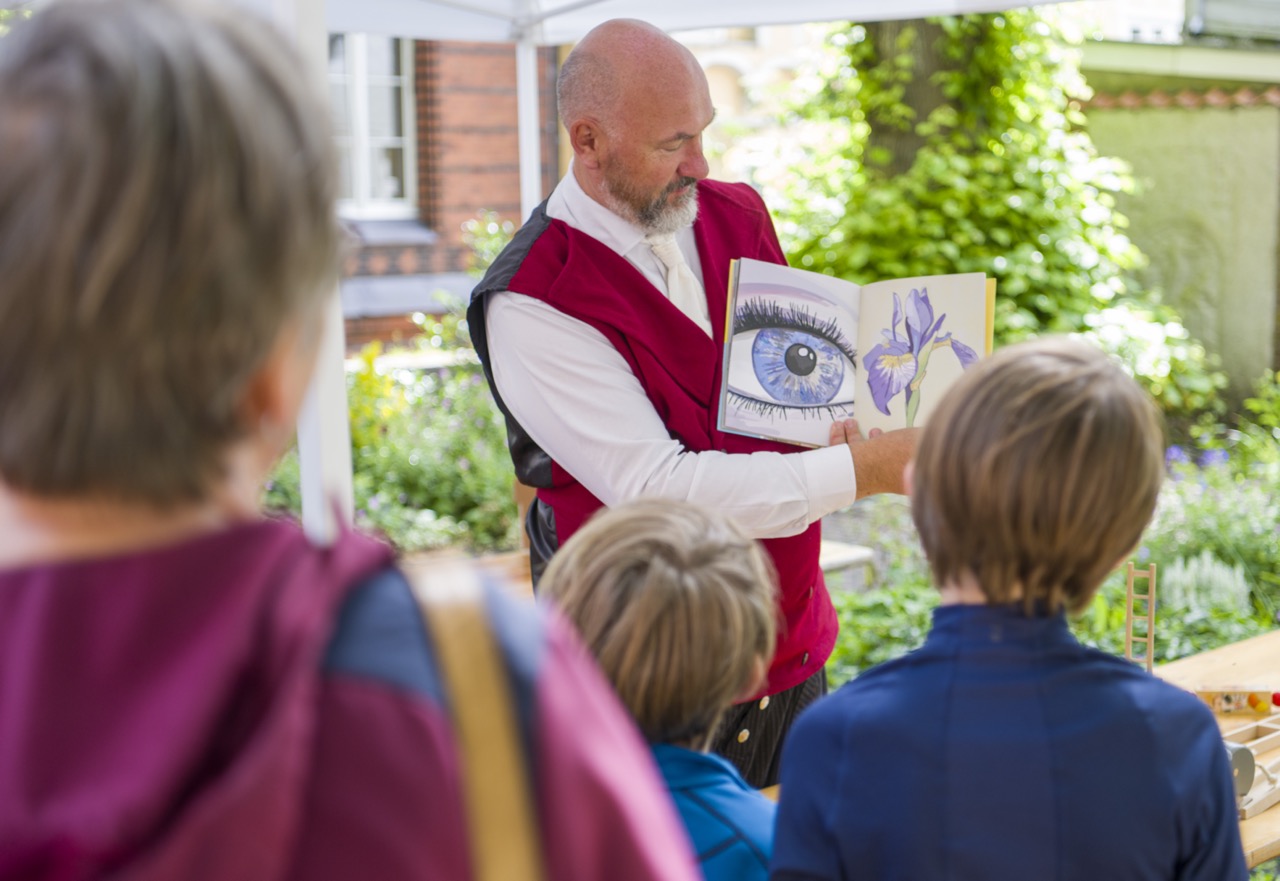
472,206,570,299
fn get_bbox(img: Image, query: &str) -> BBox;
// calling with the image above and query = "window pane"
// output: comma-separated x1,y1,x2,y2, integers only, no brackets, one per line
365,37,402,77
367,84,403,138
328,35,346,75
369,146,404,200
336,143,354,201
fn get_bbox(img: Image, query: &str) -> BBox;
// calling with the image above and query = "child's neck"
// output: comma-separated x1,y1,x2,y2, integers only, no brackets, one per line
0,462,262,571
937,572,995,606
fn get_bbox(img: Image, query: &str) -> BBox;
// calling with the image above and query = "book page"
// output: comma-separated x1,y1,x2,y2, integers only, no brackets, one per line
719,258,861,447
853,272,990,434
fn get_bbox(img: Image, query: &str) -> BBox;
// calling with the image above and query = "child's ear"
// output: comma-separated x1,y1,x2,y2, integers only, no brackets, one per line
903,459,915,497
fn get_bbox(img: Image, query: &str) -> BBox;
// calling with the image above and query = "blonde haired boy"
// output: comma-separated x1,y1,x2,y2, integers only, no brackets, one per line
542,499,779,881
771,338,1247,881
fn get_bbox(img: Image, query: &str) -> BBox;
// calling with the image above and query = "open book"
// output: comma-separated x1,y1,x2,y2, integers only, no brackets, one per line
717,258,996,447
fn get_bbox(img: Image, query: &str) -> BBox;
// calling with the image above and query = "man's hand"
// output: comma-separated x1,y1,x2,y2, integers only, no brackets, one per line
828,419,918,499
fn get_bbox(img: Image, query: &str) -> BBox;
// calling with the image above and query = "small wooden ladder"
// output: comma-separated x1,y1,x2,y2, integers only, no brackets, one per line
1124,561,1158,673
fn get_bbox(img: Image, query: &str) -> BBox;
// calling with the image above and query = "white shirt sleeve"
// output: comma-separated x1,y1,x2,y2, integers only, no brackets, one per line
485,292,858,539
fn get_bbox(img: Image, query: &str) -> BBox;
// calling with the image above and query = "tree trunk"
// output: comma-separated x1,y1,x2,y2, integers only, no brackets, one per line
865,18,950,177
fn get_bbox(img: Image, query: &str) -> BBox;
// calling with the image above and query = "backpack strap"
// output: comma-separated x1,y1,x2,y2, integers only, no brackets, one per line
411,564,545,881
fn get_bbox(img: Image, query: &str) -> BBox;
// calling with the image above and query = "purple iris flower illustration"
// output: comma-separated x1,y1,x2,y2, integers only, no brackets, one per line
862,287,981,426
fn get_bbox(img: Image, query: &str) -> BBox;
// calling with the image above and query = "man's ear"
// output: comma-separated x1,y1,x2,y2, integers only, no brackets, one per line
569,118,605,168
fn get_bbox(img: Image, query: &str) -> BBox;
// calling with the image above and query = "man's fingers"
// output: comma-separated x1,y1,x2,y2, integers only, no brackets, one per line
828,418,863,447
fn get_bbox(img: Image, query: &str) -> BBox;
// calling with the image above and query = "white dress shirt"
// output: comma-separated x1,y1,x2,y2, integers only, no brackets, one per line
484,168,857,539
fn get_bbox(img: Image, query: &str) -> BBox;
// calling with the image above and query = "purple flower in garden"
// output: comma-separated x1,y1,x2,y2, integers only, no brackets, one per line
863,288,979,424
1165,445,1189,467
1198,448,1229,469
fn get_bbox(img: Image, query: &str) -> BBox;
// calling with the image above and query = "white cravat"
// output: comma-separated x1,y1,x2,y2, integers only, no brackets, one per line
645,232,712,337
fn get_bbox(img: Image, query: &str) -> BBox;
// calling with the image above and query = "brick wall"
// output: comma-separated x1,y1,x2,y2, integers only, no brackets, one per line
420,41,560,240
344,40,559,350
345,315,423,351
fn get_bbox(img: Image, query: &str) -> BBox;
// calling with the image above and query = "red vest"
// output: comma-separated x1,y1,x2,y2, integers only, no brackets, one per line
477,180,836,697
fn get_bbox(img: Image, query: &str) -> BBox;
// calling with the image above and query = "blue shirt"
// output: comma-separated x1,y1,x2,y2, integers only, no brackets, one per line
771,604,1247,881
652,743,776,881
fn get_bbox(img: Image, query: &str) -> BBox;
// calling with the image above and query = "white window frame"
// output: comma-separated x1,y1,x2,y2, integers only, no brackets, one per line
331,33,418,220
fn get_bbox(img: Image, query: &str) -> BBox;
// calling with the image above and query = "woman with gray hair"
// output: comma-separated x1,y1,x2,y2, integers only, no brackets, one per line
0,2,699,879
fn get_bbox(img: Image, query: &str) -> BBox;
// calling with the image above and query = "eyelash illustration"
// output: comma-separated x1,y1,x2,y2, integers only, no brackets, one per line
727,298,859,420
733,299,858,366
724,390,856,420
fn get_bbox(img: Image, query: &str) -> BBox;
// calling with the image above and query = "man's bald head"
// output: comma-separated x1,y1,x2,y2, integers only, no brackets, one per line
557,19,713,232
557,19,705,134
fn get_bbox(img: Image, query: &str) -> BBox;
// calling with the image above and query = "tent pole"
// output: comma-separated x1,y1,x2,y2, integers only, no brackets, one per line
286,0,356,545
516,36,543,220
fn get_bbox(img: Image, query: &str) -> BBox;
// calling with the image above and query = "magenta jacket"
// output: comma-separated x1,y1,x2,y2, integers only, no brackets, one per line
0,519,699,881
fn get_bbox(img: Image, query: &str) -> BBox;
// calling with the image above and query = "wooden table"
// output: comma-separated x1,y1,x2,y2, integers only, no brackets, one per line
1158,629,1280,868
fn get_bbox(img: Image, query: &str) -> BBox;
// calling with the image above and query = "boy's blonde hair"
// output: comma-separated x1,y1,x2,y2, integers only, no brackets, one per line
911,337,1165,615
0,0,337,505
541,499,777,748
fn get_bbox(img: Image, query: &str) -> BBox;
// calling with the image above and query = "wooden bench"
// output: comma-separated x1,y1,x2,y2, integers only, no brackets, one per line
819,539,875,591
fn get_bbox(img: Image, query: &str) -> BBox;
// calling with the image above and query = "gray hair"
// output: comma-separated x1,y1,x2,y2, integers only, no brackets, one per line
0,0,339,505
556,44,619,131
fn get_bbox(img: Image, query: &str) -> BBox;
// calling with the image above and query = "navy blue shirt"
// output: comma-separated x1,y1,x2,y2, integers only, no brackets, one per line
653,744,776,881
771,604,1247,881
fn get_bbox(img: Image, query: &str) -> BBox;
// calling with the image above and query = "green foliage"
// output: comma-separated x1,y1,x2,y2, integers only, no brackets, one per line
768,10,1234,439
265,307,517,553
1081,301,1229,440
1245,371,1280,434
1161,551,1252,614
1145,457,1280,617
828,579,936,687
461,211,517,275
1073,561,1269,662
1253,858,1280,880
770,12,1146,345
1193,371,1280,479
265,208,522,554
826,497,935,687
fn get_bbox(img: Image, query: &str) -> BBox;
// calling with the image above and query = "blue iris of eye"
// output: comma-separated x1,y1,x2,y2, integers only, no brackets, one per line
751,328,847,406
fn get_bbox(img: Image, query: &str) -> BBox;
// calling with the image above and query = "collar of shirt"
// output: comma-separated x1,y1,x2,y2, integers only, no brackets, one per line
546,164,704,290
928,603,1075,651
649,743,759,794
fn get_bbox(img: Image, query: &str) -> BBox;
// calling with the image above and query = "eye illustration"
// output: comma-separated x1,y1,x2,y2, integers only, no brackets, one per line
726,297,858,419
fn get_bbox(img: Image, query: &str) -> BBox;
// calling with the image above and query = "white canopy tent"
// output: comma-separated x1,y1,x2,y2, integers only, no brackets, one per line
244,0,1072,542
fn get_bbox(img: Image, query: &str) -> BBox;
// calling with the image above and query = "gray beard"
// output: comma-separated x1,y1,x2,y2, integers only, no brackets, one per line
604,176,700,234
636,184,699,234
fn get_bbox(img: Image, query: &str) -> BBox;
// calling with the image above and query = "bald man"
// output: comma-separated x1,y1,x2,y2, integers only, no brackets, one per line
467,19,915,787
